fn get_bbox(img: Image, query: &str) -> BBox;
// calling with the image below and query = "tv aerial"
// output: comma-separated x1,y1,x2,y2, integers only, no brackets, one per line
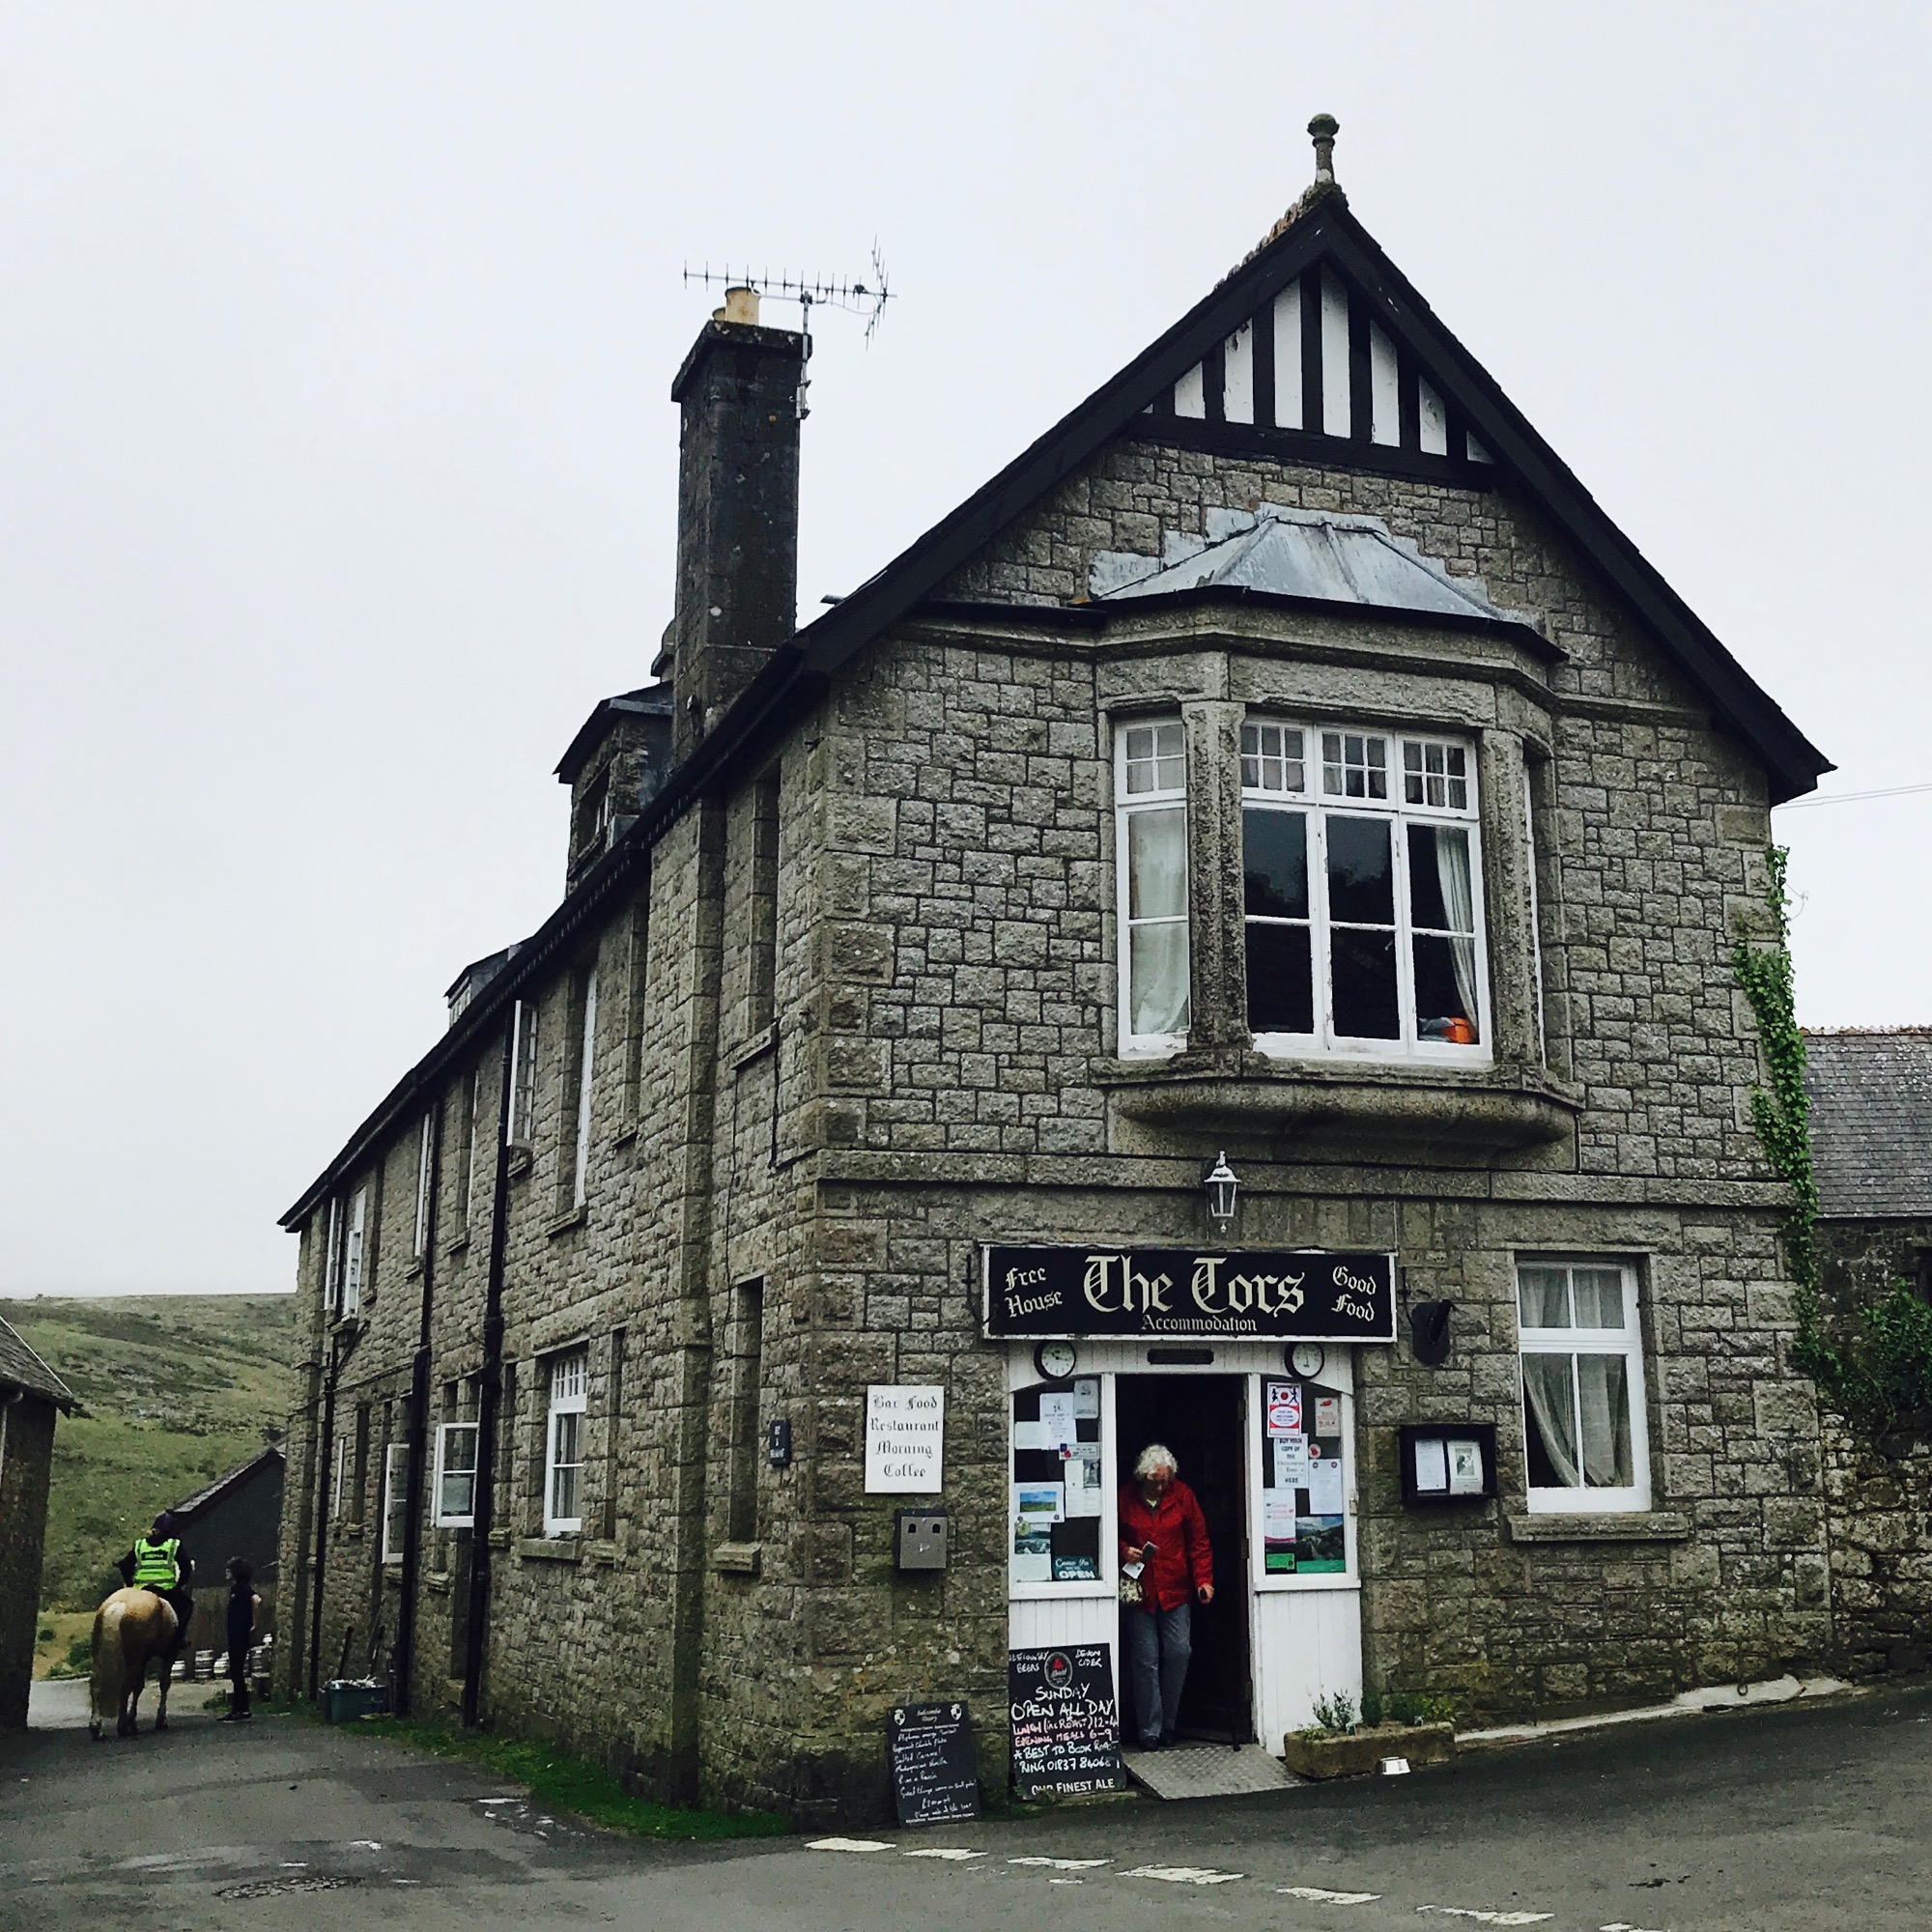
683,242,893,419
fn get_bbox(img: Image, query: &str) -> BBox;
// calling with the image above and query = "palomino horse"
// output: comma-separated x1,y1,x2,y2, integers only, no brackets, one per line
90,1587,183,1740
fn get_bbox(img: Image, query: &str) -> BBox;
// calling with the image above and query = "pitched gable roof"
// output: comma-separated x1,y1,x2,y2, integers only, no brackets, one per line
1805,1029,1932,1220
0,1313,76,1410
169,1442,285,1520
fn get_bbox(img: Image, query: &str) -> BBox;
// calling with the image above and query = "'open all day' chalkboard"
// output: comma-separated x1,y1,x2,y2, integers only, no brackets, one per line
889,1702,980,1826
1008,1644,1125,1801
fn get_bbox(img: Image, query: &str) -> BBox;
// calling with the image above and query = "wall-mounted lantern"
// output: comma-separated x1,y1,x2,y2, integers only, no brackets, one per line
1203,1151,1240,1227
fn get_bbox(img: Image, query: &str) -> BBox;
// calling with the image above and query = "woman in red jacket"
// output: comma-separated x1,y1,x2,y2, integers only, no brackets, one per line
1118,1443,1213,1750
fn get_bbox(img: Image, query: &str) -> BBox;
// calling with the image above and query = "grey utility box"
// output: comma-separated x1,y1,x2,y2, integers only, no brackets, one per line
895,1509,950,1572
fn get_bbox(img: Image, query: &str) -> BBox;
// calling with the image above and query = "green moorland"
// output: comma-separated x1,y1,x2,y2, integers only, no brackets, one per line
7,1295,294,1612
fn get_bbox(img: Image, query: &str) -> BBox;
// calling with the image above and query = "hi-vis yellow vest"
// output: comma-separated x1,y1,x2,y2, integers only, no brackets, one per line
132,1537,180,1588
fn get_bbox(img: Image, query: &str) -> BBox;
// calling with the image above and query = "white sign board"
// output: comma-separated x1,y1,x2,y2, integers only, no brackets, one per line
866,1384,945,1493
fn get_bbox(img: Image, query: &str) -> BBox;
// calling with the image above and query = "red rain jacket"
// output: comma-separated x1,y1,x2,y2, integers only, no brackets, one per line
1117,1479,1213,1611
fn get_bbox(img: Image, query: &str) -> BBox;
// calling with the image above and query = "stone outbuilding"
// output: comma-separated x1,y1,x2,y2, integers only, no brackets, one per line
274,128,1844,1820
165,1444,286,1656
0,1315,75,1728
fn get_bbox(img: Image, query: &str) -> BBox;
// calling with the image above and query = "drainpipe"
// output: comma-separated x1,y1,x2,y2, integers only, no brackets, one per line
306,1330,340,1701
391,1099,443,1717
461,1012,519,1728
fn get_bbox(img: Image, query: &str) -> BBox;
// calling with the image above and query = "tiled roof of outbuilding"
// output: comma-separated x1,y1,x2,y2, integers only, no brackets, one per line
0,1313,76,1410
1804,1029,1932,1220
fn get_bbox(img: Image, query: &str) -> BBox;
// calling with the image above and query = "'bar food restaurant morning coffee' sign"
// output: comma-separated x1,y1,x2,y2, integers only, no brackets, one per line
983,1245,1396,1343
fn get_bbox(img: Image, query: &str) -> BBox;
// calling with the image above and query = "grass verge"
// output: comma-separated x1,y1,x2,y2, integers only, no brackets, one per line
340,1713,789,1842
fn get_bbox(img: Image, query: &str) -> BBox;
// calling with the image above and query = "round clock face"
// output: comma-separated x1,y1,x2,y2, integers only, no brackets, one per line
1289,1342,1326,1378
1035,1340,1078,1381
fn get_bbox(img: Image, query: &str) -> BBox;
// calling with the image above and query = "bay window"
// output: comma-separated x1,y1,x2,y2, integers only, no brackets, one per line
1115,721,1190,1054
1242,720,1488,1060
1517,1261,1650,1513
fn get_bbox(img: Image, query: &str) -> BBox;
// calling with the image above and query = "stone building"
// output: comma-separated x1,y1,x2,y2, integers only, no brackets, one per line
0,1315,74,1729
276,128,1840,1820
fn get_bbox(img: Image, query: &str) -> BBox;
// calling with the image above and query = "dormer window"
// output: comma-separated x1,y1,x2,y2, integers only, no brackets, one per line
573,770,612,867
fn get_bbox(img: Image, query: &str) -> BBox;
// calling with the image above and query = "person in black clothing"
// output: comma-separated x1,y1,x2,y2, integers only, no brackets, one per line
217,1559,260,1721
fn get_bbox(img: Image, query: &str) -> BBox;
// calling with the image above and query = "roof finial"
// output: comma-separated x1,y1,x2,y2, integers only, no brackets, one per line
1309,112,1339,185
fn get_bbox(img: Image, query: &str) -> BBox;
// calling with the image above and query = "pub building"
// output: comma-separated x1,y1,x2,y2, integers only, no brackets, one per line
274,123,1836,1823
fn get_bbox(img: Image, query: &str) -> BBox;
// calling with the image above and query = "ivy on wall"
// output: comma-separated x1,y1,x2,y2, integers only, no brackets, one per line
1737,846,1932,1444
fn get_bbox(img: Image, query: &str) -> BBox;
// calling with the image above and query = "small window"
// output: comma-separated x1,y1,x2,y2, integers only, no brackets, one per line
1518,1261,1650,1514
434,1422,479,1528
323,1197,344,1316
571,970,598,1208
508,999,540,1147
412,1112,434,1257
330,1432,351,1519
382,1442,411,1561
544,1350,587,1535
1115,720,1190,1055
342,1186,368,1315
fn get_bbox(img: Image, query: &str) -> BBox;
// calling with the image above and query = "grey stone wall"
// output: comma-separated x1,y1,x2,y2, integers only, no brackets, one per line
0,1395,58,1730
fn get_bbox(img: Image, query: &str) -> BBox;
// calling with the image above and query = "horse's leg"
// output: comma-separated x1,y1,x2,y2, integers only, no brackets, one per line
154,1646,172,1731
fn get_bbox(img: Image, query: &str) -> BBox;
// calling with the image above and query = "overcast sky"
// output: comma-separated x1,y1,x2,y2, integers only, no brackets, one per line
3,5,1927,1295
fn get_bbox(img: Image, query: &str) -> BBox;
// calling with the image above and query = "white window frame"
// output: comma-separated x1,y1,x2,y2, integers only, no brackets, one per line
1241,716,1492,1065
412,1111,434,1257
341,1186,367,1316
323,1196,343,1316
1516,1258,1651,1515
330,1433,350,1519
1114,717,1191,1058
381,1441,411,1561
572,970,598,1208
433,1420,479,1528
507,998,539,1146
544,1349,588,1536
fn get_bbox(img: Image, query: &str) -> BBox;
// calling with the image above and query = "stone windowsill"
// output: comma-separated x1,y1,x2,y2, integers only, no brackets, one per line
730,1022,779,1072
517,1536,582,1563
423,1569,453,1594
584,1538,622,1567
1505,1511,1692,1544
546,1205,588,1239
505,1143,533,1180
714,1541,761,1577
442,1233,472,1258
611,1121,638,1150
486,1529,512,1549
1093,1048,1580,1155
330,1315,368,1341
404,1257,424,1280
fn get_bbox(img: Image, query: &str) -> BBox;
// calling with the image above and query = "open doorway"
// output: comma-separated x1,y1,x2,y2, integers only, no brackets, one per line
1115,1374,1251,1745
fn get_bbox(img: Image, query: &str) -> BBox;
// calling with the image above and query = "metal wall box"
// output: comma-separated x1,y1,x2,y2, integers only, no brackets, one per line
895,1508,950,1571
1398,1424,1498,1505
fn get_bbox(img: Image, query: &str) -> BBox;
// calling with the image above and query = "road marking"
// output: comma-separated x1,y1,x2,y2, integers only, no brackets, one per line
1278,1886,1381,1904
1009,1857,1112,1869
903,1848,985,1861
1600,1924,1669,1931
808,1837,895,1853
1416,1911,1553,1926
1125,1864,1245,1885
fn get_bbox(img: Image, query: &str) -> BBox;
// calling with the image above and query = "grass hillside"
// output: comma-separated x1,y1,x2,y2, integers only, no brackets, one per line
7,1295,295,1611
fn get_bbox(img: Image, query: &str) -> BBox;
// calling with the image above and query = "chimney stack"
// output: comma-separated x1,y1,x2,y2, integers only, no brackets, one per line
654,287,805,761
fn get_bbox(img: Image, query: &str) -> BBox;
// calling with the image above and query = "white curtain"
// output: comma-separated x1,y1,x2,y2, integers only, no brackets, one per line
1577,1356,1634,1487
1128,808,1190,1036
1434,825,1478,1026
1521,1355,1580,1488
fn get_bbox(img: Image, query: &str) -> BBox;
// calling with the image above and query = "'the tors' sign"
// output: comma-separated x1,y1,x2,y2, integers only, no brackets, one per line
983,1244,1396,1344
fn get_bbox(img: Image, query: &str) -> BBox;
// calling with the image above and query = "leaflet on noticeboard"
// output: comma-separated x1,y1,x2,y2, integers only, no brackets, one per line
982,1244,1396,1343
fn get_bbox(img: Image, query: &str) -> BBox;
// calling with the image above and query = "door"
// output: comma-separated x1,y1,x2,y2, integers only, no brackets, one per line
1114,1375,1252,1744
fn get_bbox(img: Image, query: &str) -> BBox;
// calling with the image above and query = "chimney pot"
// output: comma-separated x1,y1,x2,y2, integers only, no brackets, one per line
715,284,761,327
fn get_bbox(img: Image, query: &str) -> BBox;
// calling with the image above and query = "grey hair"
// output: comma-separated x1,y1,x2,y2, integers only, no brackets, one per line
1134,1443,1179,1480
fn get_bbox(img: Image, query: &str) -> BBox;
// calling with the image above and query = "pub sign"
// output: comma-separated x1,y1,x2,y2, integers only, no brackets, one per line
983,1244,1396,1344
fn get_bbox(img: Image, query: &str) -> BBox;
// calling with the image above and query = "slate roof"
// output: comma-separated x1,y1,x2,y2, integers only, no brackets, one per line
0,1313,76,1410
1804,1029,1932,1219
1094,505,1521,624
169,1442,285,1520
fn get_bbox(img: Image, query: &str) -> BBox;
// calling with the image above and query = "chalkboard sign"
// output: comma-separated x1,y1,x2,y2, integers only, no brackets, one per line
889,1701,980,1826
1008,1644,1125,1801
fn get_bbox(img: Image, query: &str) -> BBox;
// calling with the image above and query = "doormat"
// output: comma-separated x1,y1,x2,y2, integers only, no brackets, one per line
1122,1743,1301,1801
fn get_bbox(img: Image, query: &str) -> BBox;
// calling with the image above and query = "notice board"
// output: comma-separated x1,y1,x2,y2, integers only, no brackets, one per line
1008,1644,1125,1800
888,1701,980,1826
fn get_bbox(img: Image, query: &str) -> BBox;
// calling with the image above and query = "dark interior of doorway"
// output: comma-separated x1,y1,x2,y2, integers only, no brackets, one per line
1115,1374,1251,1746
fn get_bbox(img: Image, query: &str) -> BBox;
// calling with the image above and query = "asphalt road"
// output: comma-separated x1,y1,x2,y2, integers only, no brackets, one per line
5,1676,1927,1931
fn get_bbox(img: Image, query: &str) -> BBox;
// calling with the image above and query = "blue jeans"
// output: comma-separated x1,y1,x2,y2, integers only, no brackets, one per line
1126,1601,1192,1746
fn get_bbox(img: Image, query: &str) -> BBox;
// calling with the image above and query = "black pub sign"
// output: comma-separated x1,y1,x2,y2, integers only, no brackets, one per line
983,1243,1396,1343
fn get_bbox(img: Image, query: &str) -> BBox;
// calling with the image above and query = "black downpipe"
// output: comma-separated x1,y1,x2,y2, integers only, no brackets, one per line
392,1100,443,1717
306,1331,340,1702
461,1014,519,1728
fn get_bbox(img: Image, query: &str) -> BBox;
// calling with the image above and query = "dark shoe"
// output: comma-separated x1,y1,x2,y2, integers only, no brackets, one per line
1137,1737,1162,1752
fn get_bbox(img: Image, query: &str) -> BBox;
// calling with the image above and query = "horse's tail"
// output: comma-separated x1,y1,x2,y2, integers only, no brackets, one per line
90,1601,125,1738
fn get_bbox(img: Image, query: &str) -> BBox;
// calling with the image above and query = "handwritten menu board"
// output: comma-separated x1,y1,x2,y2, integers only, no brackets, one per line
889,1701,980,1826
1008,1644,1125,1800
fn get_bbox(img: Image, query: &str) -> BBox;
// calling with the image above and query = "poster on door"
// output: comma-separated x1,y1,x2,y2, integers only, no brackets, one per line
1261,1379,1348,1575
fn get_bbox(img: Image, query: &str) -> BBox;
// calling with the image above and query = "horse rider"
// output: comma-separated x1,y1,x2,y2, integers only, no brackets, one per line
117,1511,195,1643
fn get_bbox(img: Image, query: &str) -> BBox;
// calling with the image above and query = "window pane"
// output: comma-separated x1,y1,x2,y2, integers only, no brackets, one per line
1573,1268,1627,1328
1127,808,1188,919
1246,922,1314,1035
1326,817,1394,923
440,1470,475,1519
1518,1266,1572,1328
1406,824,1475,933
1577,1354,1634,1487
1329,928,1399,1038
1321,731,1388,799
1129,923,1190,1037
1124,723,1184,794
1241,724,1304,794
1522,1354,1580,1488
1413,935,1481,1043
1243,809,1308,918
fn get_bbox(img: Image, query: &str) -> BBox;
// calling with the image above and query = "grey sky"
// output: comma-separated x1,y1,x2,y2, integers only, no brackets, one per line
3,5,1926,1294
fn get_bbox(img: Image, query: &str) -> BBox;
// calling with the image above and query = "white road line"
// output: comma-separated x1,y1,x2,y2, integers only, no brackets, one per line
1009,1857,1112,1870
1415,1911,1553,1926
1278,1885,1382,1904
1125,1864,1245,1886
807,1837,895,1853
1599,1923,1669,1931
902,1848,985,1861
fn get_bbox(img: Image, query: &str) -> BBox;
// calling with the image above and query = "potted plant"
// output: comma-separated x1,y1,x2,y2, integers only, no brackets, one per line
1280,1690,1458,1780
